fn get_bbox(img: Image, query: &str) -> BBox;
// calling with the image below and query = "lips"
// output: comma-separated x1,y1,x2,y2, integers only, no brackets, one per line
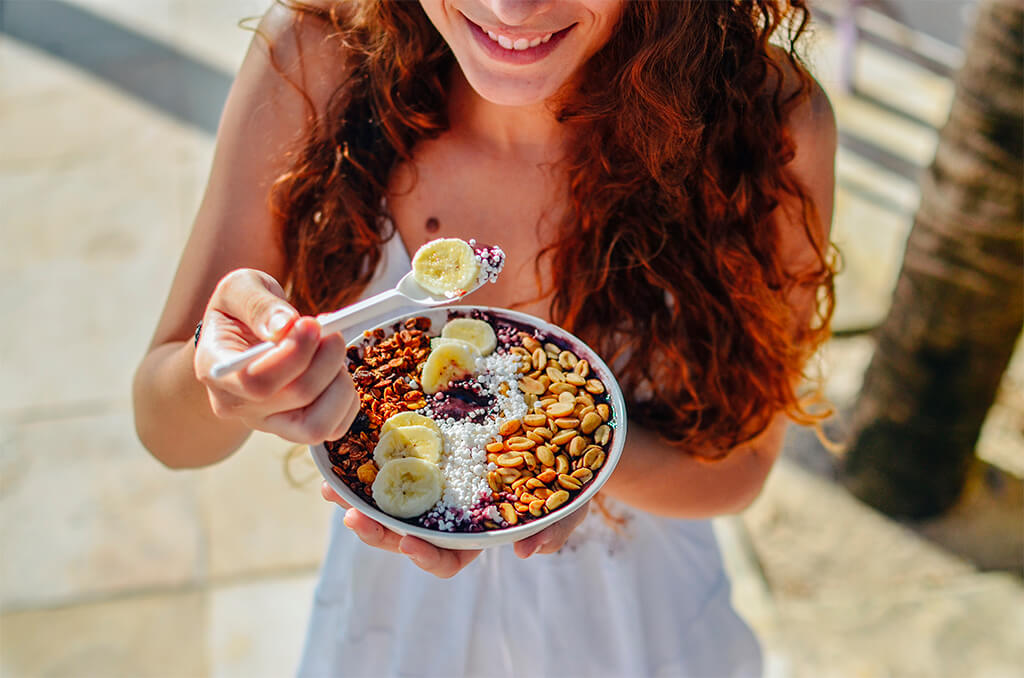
462,13,574,64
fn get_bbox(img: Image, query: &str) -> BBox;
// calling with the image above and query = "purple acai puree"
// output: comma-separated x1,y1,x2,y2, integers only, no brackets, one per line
429,378,496,423
420,494,501,533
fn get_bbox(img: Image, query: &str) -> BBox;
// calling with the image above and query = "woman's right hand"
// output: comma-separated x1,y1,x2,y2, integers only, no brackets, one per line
193,268,360,444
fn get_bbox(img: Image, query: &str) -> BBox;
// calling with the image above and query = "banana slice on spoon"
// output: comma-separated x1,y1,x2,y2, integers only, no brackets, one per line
210,238,505,379
411,238,481,297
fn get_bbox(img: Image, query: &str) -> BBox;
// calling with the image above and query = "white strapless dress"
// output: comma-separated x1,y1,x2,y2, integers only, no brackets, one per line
297,232,763,678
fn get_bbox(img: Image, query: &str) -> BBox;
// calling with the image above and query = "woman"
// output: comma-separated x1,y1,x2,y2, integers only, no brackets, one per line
134,0,836,675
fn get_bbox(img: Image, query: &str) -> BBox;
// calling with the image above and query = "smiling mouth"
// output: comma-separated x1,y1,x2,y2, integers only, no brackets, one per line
464,15,575,54
484,28,554,51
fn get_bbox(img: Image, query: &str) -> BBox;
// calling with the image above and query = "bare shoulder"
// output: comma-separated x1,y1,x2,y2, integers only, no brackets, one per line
765,45,837,260
767,45,837,183
244,1,357,117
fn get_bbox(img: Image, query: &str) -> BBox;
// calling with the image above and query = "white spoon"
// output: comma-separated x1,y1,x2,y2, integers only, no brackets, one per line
210,271,485,379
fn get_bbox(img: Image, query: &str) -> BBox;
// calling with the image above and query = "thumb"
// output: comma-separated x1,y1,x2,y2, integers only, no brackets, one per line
212,269,299,342
261,304,299,341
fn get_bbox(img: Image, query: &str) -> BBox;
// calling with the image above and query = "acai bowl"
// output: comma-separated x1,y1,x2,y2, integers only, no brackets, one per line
309,307,627,550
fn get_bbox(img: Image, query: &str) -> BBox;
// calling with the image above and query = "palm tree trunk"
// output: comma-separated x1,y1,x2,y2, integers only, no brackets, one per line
841,0,1024,519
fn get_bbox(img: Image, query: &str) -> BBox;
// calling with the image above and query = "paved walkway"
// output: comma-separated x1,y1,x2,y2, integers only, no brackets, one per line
2,2,1021,677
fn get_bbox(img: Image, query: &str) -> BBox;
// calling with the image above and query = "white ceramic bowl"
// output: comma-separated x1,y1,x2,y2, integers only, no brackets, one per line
309,306,627,550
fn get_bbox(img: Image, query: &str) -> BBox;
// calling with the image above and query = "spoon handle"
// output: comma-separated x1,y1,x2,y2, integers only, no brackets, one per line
209,339,276,379
317,288,406,337
208,288,407,379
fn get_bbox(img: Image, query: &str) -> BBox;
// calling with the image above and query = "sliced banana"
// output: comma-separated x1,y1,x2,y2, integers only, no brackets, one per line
441,318,497,356
411,238,480,297
373,426,444,465
380,412,442,437
420,340,481,394
371,458,443,519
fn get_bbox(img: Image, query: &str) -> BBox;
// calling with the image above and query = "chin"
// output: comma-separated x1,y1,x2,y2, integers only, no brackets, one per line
463,69,563,107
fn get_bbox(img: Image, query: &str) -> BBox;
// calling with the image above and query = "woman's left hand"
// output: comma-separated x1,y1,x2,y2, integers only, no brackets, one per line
321,482,589,578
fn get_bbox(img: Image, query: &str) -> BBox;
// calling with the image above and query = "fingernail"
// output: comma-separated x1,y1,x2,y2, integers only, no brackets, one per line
408,553,425,566
266,310,295,337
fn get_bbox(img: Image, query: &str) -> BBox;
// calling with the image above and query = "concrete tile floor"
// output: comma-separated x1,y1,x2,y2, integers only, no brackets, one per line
2,2,1020,677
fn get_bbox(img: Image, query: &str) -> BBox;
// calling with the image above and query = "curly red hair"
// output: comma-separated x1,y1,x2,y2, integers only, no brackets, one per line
268,0,835,460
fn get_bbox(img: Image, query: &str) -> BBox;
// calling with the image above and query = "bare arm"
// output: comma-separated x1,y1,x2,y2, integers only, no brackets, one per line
132,5,351,468
602,75,838,518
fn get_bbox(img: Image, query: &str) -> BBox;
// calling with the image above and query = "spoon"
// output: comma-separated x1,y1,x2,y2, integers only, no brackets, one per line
209,271,486,379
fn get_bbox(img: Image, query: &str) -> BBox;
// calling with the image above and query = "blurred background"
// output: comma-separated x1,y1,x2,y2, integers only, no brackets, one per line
1,1,1021,676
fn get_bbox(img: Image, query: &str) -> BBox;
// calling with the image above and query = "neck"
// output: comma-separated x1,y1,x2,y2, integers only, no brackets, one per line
446,67,568,164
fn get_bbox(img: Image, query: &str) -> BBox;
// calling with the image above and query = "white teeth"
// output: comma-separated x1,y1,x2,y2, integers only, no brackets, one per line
482,27,556,51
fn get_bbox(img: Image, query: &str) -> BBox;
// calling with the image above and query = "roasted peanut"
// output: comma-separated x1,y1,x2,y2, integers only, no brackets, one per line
571,468,594,484
521,334,541,352
583,447,606,470
545,490,570,510
551,429,577,446
535,445,556,466
558,350,578,370
519,376,546,395
549,383,577,396
523,413,548,427
531,348,547,371
536,469,558,484
497,452,526,467
533,426,554,440
506,437,537,451
557,474,582,491
581,412,603,435
565,372,587,386
546,402,574,418
499,503,518,525
499,419,522,436
498,467,522,483
545,366,566,383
